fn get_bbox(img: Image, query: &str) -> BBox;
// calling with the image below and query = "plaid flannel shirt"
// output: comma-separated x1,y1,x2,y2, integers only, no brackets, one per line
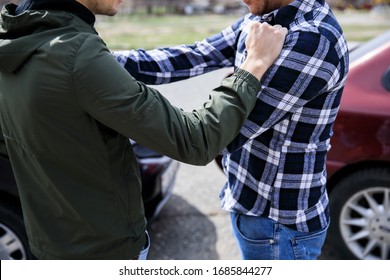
114,0,349,232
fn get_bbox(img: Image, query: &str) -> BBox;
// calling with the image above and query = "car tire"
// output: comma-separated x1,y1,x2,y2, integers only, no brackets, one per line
0,202,33,260
325,168,390,260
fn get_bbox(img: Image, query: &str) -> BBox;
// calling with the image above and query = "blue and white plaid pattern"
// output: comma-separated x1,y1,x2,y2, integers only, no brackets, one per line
114,0,349,232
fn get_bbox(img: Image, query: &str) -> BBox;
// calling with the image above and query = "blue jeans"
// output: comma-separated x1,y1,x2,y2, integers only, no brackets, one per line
135,231,150,260
230,212,327,260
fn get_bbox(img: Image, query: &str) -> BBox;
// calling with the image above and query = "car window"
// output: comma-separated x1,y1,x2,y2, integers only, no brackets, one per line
382,66,390,92
349,30,390,64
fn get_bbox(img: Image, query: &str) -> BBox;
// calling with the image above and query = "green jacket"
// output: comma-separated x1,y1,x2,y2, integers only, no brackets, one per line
0,4,260,259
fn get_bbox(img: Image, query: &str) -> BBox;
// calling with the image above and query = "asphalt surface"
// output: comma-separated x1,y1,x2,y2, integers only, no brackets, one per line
147,162,240,260
146,69,240,260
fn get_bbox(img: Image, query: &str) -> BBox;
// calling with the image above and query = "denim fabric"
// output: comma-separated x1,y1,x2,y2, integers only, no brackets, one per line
137,231,150,260
230,212,327,260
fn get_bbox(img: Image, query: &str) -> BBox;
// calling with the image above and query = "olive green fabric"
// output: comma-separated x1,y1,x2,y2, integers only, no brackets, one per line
0,4,260,259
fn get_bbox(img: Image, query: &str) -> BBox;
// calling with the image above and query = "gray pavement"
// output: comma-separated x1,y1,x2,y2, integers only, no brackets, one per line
146,69,240,260
147,163,240,260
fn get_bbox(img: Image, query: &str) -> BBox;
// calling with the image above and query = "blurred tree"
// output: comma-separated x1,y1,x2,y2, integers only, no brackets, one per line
129,0,192,14
1,0,389,14
328,0,389,9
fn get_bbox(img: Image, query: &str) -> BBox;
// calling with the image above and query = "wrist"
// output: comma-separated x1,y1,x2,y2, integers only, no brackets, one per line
240,57,268,80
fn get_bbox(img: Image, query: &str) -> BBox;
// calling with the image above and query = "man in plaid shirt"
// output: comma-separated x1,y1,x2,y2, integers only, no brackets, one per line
114,0,349,259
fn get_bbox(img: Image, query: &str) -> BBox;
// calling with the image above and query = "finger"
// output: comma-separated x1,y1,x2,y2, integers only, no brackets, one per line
278,27,288,36
246,21,261,33
269,24,288,37
273,24,283,30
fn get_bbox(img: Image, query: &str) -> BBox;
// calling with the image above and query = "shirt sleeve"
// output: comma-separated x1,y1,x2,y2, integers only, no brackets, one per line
73,34,261,165
228,31,348,151
112,17,246,85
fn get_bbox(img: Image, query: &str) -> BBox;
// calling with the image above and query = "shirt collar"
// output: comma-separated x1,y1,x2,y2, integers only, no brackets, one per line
262,0,325,27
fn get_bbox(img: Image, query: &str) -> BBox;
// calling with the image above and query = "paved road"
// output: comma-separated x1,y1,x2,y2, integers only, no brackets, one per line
145,69,241,260
147,162,240,260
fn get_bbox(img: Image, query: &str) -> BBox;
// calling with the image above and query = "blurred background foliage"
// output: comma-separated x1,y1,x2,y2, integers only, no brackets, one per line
2,0,389,49
2,0,389,15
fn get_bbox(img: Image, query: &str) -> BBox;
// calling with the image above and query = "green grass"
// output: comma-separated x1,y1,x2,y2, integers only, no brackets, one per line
96,14,239,50
95,11,390,50
340,25,390,42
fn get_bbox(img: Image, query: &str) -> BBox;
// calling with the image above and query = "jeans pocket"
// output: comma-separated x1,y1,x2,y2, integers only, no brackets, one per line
233,213,274,242
291,226,328,260
232,213,276,259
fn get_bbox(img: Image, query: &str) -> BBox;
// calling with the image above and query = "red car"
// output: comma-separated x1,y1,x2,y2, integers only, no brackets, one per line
323,31,390,260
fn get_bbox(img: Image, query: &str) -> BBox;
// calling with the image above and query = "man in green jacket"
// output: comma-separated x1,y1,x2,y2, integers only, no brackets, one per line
0,0,286,259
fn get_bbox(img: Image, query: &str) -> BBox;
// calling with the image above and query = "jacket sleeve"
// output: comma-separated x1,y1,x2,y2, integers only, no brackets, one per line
112,17,246,85
73,34,260,165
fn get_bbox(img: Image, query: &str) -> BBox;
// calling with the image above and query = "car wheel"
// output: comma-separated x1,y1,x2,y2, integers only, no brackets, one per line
326,168,390,260
0,202,32,260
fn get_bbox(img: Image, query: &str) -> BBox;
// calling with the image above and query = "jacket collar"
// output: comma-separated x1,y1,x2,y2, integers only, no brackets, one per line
15,0,95,25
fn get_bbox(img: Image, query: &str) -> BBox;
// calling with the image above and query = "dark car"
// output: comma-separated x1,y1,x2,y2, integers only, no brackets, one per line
323,30,390,260
0,138,179,260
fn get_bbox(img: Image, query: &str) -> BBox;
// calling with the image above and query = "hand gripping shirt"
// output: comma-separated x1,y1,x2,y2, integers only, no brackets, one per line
114,0,349,232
